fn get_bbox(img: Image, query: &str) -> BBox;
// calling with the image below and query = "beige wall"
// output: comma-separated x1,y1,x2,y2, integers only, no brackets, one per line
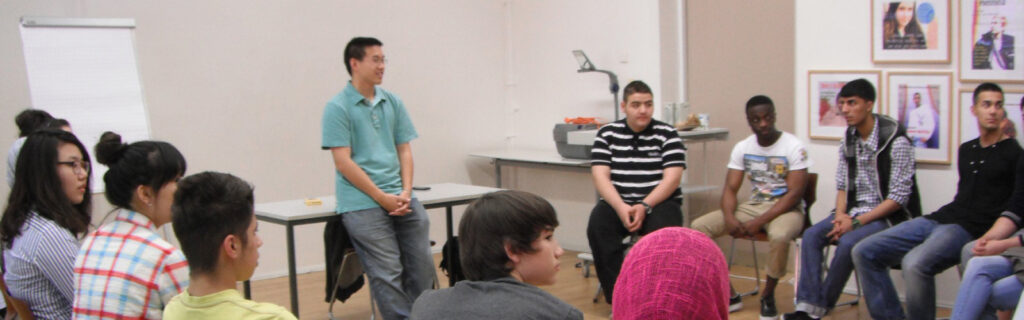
0,0,509,279
686,0,796,221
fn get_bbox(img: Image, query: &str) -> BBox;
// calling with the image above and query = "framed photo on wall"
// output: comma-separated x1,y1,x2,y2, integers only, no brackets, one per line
872,0,951,63
958,0,1024,82
886,72,953,164
959,89,1024,146
808,70,882,140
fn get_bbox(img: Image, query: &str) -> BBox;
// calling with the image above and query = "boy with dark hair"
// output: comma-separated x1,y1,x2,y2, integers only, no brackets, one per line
586,80,686,304
7,109,54,187
785,79,920,320
163,172,295,320
411,190,583,319
691,95,811,319
852,82,1020,320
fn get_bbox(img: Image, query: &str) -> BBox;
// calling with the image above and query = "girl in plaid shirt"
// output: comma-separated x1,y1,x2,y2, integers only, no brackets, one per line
72,132,189,319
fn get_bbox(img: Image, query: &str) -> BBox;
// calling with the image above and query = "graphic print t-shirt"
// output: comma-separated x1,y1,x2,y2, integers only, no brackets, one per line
727,132,812,202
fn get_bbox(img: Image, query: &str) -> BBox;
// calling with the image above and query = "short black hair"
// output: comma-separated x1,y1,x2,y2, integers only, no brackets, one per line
458,190,559,281
46,118,70,130
14,109,54,137
622,80,652,102
745,95,775,113
838,79,876,102
94,132,186,211
973,82,1004,104
171,171,254,275
343,37,383,76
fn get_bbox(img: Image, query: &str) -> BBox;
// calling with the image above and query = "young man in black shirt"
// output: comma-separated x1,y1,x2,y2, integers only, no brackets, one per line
852,82,1021,320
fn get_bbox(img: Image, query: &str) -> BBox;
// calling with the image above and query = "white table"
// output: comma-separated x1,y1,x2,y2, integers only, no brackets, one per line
469,149,590,188
470,128,729,218
242,182,502,315
471,128,729,191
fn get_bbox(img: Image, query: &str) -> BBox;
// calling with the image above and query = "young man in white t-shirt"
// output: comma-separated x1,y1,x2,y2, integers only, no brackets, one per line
690,95,812,320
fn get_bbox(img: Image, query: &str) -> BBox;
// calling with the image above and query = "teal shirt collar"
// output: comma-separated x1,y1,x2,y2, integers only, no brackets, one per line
344,81,387,107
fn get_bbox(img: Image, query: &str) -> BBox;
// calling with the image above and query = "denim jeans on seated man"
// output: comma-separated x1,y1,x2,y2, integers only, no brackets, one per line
794,214,888,318
851,217,974,320
341,198,434,320
951,255,1024,320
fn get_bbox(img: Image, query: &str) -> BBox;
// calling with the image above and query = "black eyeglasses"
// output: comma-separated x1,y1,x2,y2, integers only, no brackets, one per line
57,160,90,175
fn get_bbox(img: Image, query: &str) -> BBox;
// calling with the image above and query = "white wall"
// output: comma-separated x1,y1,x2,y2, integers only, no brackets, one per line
0,0,508,280
467,0,663,252
793,0,1015,307
0,0,663,280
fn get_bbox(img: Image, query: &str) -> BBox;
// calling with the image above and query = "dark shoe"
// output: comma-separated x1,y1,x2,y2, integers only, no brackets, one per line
759,296,778,320
782,311,814,320
729,294,742,313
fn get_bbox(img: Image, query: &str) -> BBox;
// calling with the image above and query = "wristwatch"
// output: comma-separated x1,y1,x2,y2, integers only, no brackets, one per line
851,217,862,229
641,201,652,215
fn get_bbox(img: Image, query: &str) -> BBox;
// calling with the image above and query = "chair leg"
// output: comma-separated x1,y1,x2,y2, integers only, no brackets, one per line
593,284,603,303
329,274,376,320
727,237,760,297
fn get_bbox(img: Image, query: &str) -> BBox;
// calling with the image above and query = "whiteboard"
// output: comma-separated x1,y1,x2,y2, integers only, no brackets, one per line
20,17,152,192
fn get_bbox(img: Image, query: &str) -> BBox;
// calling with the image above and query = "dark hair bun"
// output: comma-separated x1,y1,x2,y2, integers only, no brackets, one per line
94,131,128,165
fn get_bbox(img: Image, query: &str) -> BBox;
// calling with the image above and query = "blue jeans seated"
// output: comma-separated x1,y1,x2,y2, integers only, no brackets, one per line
852,217,973,320
341,198,435,320
951,255,1023,320
795,213,888,318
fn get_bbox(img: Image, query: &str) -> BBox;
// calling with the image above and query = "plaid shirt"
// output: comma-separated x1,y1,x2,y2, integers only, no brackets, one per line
836,118,915,217
73,210,189,319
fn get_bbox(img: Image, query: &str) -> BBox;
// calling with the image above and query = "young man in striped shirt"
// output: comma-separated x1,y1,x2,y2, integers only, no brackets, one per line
586,80,686,305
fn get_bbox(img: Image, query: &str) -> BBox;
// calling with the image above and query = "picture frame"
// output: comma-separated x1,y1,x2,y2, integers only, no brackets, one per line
958,0,1024,83
886,72,953,164
959,89,1024,146
808,70,882,140
871,0,951,63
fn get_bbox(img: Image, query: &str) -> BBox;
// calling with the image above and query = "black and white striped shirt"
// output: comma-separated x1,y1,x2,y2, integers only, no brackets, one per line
591,119,686,203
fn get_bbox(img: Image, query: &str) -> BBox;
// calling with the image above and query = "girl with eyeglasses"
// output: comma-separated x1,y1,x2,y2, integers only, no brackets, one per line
1,129,93,320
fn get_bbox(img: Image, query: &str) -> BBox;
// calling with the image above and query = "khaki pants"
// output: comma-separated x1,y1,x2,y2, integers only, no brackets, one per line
690,200,804,279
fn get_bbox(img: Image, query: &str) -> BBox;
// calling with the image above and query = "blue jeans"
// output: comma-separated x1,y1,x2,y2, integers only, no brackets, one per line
951,255,1023,320
341,198,434,320
852,217,973,320
795,214,888,317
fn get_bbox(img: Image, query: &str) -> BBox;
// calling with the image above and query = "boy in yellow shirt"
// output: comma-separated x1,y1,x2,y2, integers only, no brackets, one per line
163,171,296,320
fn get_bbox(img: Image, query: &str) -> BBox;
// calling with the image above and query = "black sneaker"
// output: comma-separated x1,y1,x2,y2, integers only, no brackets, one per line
760,296,778,320
729,295,742,313
782,311,814,320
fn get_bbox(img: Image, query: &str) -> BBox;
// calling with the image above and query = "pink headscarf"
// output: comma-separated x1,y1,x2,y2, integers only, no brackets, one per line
612,227,729,320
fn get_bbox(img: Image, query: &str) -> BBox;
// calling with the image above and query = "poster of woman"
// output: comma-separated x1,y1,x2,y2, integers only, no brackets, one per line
959,0,1024,82
873,0,950,63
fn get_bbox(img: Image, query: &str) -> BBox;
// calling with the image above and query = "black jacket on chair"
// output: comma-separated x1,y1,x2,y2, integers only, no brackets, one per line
324,218,365,302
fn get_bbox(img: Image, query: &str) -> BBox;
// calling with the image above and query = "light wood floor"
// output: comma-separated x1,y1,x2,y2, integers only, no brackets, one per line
240,250,950,319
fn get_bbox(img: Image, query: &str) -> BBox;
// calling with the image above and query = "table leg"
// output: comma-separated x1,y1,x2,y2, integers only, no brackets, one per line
445,205,455,287
286,224,299,315
494,160,502,188
243,278,251,299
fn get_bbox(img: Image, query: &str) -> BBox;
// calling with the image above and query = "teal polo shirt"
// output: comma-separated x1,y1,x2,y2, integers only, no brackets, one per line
321,82,418,213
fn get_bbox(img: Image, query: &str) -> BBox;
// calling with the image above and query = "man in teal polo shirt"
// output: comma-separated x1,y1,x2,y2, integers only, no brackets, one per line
321,37,433,320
